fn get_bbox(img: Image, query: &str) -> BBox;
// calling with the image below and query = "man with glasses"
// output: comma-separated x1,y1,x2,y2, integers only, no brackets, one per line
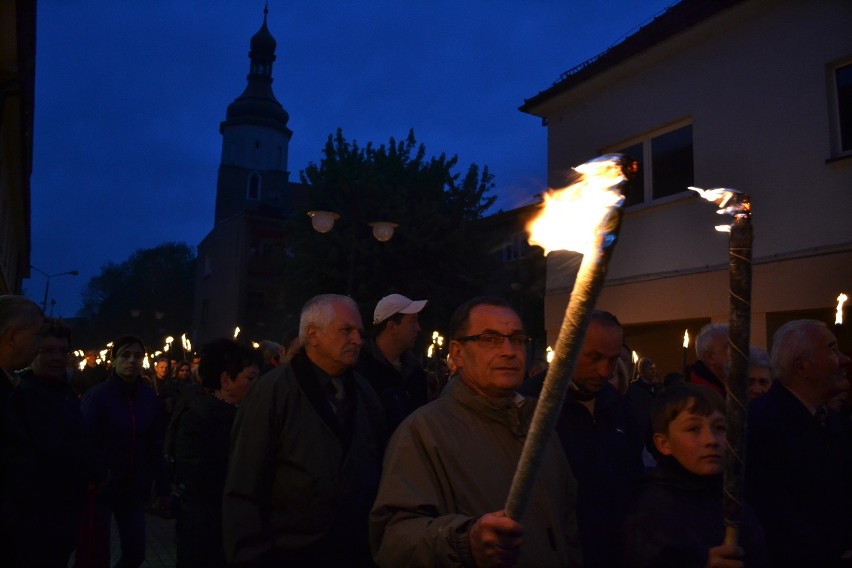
8,318,106,566
370,296,581,567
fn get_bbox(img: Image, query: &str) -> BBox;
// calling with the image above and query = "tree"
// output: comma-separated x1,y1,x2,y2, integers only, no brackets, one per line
75,242,196,352
283,129,499,337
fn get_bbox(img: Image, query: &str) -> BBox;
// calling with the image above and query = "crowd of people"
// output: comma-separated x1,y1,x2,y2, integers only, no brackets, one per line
0,292,850,567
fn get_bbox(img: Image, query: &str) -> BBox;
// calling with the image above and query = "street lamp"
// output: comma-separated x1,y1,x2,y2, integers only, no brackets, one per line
30,266,79,312
307,210,399,242
306,209,399,294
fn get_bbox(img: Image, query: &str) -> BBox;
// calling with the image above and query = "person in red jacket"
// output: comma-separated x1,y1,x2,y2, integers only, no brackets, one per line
689,323,729,396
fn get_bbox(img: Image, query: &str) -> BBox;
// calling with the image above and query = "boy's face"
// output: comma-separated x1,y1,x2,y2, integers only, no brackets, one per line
653,408,727,475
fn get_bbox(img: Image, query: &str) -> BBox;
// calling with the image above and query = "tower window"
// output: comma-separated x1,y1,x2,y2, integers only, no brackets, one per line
247,172,262,200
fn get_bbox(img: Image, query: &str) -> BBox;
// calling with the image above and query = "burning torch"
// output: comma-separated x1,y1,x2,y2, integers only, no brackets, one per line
836,292,848,339
689,185,752,547
504,153,637,521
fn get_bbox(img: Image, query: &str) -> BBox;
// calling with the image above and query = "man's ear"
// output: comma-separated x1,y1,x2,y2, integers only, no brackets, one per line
449,340,464,368
304,325,319,347
220,371,232,390
653,432,673,456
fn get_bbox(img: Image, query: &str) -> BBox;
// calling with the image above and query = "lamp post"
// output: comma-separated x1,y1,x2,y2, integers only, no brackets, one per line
30,266,79,313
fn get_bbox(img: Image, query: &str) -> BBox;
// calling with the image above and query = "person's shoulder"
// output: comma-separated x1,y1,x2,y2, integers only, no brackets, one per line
241,363,299,407
395,392,455,430
83,376,112,399
748,382,796,423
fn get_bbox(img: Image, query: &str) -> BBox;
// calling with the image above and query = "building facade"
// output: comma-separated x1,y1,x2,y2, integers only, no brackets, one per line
194,9,304,345
521,0,852,373
0,0,36,295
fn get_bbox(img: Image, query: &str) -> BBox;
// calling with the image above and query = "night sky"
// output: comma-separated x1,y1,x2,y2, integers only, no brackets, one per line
25,0,674,318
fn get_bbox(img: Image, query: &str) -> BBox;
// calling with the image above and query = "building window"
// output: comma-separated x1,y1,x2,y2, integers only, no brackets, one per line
836,62,852,154
500,233,528,263
611,122,694,206
247,172,262,200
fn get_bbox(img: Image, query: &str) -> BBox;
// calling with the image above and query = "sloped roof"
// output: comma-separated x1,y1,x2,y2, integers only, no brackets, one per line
520,0,746,115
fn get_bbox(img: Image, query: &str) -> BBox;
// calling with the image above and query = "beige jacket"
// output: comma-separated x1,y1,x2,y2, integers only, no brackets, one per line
370,378,582,567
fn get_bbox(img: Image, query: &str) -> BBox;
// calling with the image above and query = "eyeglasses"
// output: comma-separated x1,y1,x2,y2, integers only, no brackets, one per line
455,332,532,349
37,347,70,357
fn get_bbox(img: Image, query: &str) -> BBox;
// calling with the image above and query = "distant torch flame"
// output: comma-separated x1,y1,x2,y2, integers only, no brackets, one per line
527,155,632,255
688,186,751,232
546,346,554,364
233,326,240,339
837,293,848,325
683,329,690,348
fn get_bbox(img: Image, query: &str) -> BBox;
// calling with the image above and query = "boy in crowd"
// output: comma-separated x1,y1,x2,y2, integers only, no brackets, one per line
622,384,767,567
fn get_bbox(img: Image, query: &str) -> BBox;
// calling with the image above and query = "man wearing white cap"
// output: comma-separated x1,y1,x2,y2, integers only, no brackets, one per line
357,293,428,433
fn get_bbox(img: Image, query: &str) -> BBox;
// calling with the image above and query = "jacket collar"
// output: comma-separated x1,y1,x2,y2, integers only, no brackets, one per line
449,378,530,437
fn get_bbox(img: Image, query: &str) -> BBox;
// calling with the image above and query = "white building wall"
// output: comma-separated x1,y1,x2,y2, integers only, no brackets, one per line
538,0,852,284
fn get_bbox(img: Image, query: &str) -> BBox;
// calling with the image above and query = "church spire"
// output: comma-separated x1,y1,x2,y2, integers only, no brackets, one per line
221,6,290,135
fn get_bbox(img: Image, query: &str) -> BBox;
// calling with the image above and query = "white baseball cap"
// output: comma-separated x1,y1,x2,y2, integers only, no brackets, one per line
373,294,428,325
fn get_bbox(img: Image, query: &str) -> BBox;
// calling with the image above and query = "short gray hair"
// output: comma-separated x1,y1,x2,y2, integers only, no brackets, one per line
748,346,770,372
0,295,43,337
695,323,729,359
770,319,826,382
299,294,359,345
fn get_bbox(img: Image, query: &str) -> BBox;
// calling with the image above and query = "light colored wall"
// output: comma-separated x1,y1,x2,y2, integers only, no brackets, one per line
532,0,852,360
539,0,852,280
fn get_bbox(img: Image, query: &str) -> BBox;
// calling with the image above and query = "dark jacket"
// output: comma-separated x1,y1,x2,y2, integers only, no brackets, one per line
689,360,726,397
356,338,428,434
746,382,852,567
5,371,106,566
557,382,645,567
81,373,168,501
72,363,109,397
625,378,657,442
622,456,768,567
174,391,237,568
222,351,386,566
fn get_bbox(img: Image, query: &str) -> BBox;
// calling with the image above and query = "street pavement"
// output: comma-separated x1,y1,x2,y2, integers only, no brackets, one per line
68,513,176,568
141,513,177,568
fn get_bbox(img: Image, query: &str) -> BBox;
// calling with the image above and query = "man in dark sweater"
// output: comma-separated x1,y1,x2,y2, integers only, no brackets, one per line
357,293,428,433
746,319,852,566
521,310,644,567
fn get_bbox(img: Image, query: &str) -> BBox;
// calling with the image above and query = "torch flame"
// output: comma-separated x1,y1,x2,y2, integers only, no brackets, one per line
546,346,554,364
234,326,240,339
688,186,751,232
632,350,639,364
527,155,631,255
683,329,690,348
837,293,848,325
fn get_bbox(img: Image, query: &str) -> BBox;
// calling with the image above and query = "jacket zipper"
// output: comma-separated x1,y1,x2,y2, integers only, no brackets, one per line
127,395,136,484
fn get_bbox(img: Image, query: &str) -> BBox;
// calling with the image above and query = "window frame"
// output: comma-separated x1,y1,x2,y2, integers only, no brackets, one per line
830,59,852,159
246,171,262,200
606,119,695,209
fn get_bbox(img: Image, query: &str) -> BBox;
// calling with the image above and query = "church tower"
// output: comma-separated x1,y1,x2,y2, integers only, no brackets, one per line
195,7,301,345
215,6,294,223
